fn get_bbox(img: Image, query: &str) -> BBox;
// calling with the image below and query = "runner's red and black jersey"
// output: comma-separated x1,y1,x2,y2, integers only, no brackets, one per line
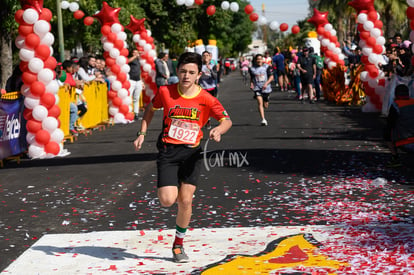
152,84,230,146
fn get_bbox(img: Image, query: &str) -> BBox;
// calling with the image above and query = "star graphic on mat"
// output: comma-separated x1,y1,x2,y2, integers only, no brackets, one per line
93,1,121,26
348,0,375,12
125,15,146,34
20,0,44,13
307,8,329,27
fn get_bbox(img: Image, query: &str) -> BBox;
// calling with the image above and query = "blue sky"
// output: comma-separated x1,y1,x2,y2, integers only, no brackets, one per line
250,0,310,30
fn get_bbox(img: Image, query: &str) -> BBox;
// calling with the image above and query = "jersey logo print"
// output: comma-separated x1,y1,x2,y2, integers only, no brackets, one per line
168,105,201,121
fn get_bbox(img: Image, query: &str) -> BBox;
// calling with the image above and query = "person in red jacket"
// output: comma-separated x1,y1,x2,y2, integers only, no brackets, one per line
384,84,414,167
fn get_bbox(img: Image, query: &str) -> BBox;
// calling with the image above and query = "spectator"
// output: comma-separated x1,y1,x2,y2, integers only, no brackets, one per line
297,47,317,104
384,84,414,167
155,52,170,87
62,60,81,136
128,49,144,119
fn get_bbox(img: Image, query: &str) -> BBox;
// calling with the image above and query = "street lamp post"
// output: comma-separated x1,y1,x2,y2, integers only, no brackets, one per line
56,0,65,62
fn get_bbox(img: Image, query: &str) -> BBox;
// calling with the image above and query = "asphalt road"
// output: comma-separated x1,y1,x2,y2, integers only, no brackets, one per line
1,71,414,272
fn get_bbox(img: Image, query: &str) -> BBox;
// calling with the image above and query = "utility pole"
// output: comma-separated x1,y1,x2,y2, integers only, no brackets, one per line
56,0,65,62
262,4,267,45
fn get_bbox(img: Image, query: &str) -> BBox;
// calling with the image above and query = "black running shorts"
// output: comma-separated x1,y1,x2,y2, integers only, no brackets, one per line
156,138,202,188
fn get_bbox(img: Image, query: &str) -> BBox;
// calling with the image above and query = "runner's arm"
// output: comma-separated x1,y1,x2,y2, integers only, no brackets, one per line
209,118,232,142
134,103,156,151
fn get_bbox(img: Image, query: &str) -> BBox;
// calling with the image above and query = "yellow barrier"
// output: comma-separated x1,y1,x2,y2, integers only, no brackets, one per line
57,82,108,137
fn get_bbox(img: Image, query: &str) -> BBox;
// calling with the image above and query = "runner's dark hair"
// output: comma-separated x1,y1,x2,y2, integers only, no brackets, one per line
177,52,202,73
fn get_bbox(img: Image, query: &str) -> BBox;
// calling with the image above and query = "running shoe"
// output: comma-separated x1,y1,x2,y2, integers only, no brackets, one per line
70,129,78,136
172,245,189,263
261,119,268,126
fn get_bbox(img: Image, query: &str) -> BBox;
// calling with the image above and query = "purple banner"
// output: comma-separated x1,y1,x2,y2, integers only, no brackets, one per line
0,98,25,159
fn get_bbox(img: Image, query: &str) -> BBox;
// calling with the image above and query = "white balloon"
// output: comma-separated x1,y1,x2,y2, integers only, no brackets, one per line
40,32,55,46
15,35,25,49
338,53,345,60
50,128,64,143
143,44,152,52
116,55,127,66
60,1,70,9
34,20,51,36
28,58,44,74
176,0,185,5
328,61,336,69
221,1,230,10
38,68,54,84
368,53,378,64
24,95,40,109
23,9,39,25
230,2,239,12
108,106,119,116
146,30,152,37
123,96,132,106
258,16,267,26
19,47,35,62
117,31,127,41
357,13,368,24
330,29,337,37
118,88,128,99
111,23,123,34
149,50,157,58
103,42,114,52
370,28,381,38
333,48,341,55
42,117,58,132
138,39,147,47
133,34,141,43
109,48,120,58
54,94,59,105
114,112,126,124
376,36,386,46
360,71,369,82
143,64,152,72
26,132,36,144
269,21,280,31
69,2,79,12
111,80,122,91
324,24,333,32
28,143,45,158
107,75,116,83
321,39,330,47
408,0,414,7
32,105,48,121
363,21,374,31
362,47,373,56
45,81,59,94
121,64,130,73
368,78,378,88
185,0,194,7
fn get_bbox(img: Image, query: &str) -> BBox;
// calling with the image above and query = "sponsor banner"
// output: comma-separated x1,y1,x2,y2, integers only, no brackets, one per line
0,98,25,159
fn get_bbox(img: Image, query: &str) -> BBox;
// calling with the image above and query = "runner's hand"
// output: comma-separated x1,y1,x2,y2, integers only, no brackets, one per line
209,128,222,142
134,135,145,151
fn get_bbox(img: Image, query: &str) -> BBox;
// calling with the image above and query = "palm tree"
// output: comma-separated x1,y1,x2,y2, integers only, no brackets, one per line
375,0,408,39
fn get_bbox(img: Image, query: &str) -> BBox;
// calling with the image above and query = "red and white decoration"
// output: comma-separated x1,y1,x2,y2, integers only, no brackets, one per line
308,9,345,69
126,16,158,101
15,3,64,159
94,2,135,123
349,0,386,111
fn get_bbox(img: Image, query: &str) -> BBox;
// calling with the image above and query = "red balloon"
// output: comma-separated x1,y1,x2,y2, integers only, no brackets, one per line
308,8,329,27
114,39,124,50
374,20,383,29
20,61,29,72
206,5,216,16
122,81,131,90
140,31,148,41
108,91,117,99
48,105,61,118
40,8,53,21
101,25,111,36
359,31,370,40
125,112,135,121
40,92,56,109
291,25,300,34
120,48,129,57
23,108,33,120
249,13,259,22
410,20,414,31
407,7,414,20
244,4,254,14
280,23,289,32
107,32,117,43
45,141,60,155
73,10,85,20
111,64,121,74
93,2,121,26
44,56,57,70
18,24,34,37
119,104,129,114
111,96,122,107
348,0,375,13
25,33,40,49
316,26,325,35
31,81,46,97
26,119,42,133
195,0,203,5
84,16,94,26
15,9,25,24
373,44,383,54
22,71,38,85
105,57,116,67
117,72,127,83
366,37,376,47
35,129,51,145
35,44,51,60
367,10,378,21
